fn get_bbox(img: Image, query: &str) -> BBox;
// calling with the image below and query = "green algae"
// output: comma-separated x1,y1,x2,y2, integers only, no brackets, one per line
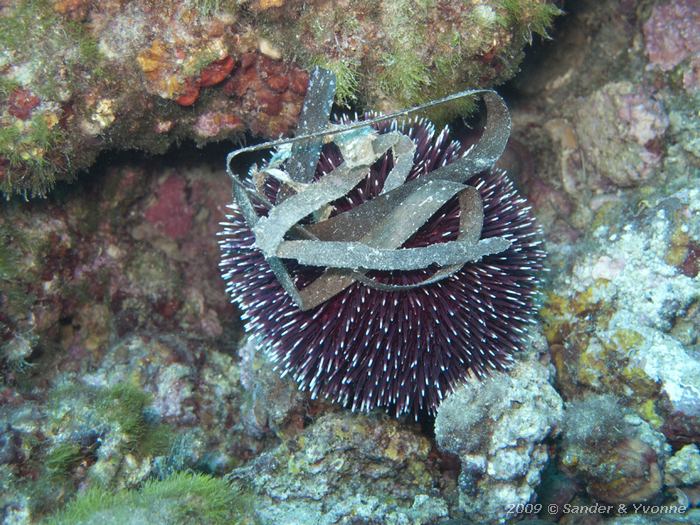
95,383,173,457
0,0,104,99
0,0,104,198
46,442,85,478
43,472,258,525
263,0,561,113
0,76,21,98
49,382,173,460
498,0,563,42
310,57,360,107
378,49,432,108
189,0,237,17
0,113,63,198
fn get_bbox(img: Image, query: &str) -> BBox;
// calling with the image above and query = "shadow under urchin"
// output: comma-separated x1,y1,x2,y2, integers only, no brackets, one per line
219,116,545,419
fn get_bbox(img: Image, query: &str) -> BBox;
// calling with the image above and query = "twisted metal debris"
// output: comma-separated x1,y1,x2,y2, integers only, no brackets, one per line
225,68,513,311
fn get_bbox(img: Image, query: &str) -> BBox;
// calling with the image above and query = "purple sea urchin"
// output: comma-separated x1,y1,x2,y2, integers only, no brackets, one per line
219,71,544,417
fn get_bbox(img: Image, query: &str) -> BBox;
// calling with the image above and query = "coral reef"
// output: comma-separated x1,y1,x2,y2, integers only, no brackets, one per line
434,337,563,524
0,0,561,198
0,156,254,521
499,0,700,521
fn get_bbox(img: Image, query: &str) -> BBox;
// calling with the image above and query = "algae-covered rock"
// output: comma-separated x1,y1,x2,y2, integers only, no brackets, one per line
227,411,449,525
434,342,563,524
0,160,236,376
559,394,670,504
541,191,700,445
643,0,700,79
237,338,307,439
0,0,561,197
0,332,256,522
4,1,700,523
0,380,174,521
573,81,669,188
664,444,700,488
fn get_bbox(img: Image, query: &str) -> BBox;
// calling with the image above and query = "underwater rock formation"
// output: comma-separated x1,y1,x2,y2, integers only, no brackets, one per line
237,338,307,438
503,0,699,521
573,81,669,188
559,394,670,504
541,191,700,445
605,512,700,525
0,332,254,521
643,0,700,81
665,444,700,489
434,340,563,524
0,0,561,198
0,160,235,374
227,411,449,525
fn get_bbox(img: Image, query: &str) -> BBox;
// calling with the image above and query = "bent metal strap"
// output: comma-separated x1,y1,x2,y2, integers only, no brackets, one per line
225,68,513,311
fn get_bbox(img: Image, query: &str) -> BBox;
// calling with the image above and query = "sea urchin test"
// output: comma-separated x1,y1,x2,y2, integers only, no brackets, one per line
219,68,545,417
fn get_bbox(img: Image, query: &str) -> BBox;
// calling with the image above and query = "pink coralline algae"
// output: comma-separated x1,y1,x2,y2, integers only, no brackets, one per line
643,0,700,72
617,88,669,153
194,112,243,139
7,88,41,120
144,175,195,240
574,82,669,187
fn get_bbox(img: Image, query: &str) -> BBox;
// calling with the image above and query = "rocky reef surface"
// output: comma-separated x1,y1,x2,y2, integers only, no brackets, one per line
1,0,700,524
0,0,561,198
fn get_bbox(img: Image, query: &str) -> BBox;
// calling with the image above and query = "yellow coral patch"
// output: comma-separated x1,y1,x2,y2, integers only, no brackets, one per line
137,40,167,74
620,366,659,400
577,345,606,389
257,0,285,10
44,112,59,129
638,399,663,429
666,227,690,267
92,99,116,129
572,286,596,315
612,329,644,352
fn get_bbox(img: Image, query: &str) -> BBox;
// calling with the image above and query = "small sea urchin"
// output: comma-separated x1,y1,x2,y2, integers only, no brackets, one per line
219,70,544,417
